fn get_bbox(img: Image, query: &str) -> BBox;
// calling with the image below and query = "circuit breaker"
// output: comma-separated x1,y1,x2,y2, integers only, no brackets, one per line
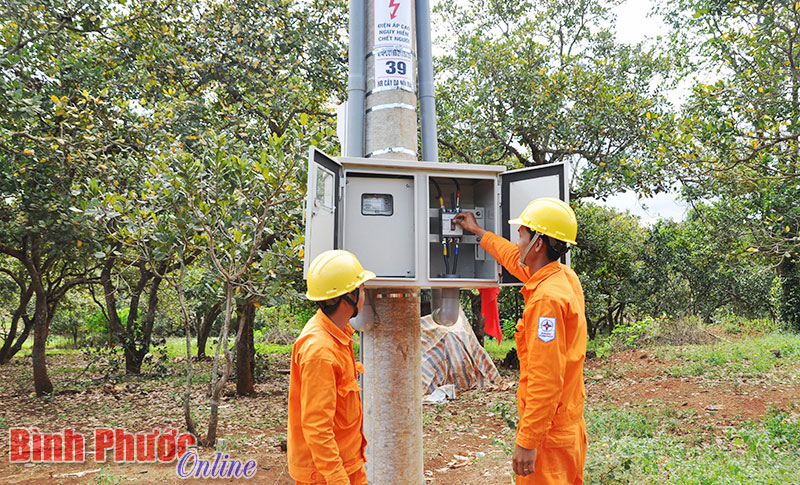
304,147,568,287
427,176,497,282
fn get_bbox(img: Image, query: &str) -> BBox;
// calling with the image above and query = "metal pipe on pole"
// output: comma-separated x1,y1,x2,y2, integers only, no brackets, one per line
416,0,438,163
346,0,366,158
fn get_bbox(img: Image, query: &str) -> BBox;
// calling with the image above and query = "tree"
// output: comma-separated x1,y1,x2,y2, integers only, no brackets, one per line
636,203,775,324
0,258,33,364
434,0,676,199
660,0,800,329
0,0,171,394
65,0,349,375
143,115,328,445
187,275,223,359
571,202,645,337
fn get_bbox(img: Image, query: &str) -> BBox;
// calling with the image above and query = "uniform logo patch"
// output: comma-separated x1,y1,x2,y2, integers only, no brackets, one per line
537,317,556,343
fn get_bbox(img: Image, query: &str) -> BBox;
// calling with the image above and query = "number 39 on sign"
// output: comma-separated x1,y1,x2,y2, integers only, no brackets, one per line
374,48,414,91
384,60,407,75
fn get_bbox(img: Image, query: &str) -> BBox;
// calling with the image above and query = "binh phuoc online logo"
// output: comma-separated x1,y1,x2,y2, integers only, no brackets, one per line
9,428,257,479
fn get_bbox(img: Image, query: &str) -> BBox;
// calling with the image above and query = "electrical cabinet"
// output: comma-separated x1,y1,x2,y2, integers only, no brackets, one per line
304,147,569,288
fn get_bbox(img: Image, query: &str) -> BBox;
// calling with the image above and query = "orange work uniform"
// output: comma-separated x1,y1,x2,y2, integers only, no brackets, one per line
288,309,367,485
481,231,588,484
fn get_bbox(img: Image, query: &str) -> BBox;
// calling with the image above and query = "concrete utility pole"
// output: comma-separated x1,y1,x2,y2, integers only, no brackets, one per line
353,0,424,483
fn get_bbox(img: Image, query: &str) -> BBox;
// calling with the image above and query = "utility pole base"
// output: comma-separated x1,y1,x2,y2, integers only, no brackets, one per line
360,289,423,484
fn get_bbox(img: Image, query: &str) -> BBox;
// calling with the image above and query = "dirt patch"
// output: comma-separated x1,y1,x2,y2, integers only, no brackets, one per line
1,345,797,484
0,353,518,484
586,349,800,433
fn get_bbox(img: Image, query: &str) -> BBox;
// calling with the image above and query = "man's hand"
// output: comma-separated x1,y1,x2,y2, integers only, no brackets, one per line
512,445,537,477
453,212,486,237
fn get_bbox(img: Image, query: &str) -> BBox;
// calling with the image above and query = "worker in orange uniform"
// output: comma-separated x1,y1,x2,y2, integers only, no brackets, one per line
455,198,588,484
288,250,375,485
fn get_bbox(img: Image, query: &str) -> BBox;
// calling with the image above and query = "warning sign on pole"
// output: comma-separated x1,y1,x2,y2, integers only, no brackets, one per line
374,0,412,50
374,0,415,92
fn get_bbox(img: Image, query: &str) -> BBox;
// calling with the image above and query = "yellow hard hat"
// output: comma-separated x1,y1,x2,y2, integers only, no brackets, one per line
306,250,376,301
508,198,578,245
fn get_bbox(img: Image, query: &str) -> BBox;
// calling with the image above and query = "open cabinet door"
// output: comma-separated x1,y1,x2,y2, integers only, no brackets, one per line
499,162,569,284
303,147,342,277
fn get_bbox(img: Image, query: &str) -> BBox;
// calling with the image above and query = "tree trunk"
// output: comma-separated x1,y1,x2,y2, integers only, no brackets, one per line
126,275,162,375
613,303,625,328
0,286,34,364
22,235,53,397
605,297,615,334
100,254,156,375
196,301,221,359
176,271,197,438
236,300,256,396
1,315,33,364
206,281,235,447
468,291,485,347
31,284,53,396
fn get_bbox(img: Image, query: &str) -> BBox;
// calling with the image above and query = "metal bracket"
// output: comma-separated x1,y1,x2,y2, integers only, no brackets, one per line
374,292,420,299
366,103,416,114
365,147,418,158
367,46,416,58
366,84,417,96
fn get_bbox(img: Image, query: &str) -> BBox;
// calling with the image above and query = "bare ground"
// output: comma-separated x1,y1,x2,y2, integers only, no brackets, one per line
1,339,798,484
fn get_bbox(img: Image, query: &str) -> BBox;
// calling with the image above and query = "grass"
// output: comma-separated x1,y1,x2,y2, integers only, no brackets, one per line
484,326,800,484
16,334,80,357
585,407,800,484
584,331,800,484
160,336,293,359
660,333,800,379
255,342,293,354
484,337,515,360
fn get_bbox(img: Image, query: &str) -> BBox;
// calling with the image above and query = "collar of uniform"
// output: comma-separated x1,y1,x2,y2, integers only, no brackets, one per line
523,260,562,293
315,309,354,346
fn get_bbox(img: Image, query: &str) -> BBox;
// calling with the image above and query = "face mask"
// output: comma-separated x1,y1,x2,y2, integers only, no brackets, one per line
342,288,361,318
518,231,540,268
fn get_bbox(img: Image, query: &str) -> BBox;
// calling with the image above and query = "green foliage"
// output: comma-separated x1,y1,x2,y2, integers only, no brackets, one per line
94,466,122,485
711,307,773,335
586,407,657,440
491,400,518,432
573,200,775,341
778,260,800,331
254,342,293,355
761,410,800,449
572,202,646,337
144,346,171,377
586,406,800,483
497,286,523,339
434,0,676,199
639,207,776,324
82,346,124,379
659,0,800,321
85,308,131,340
253,303,313,346
595,316,657,358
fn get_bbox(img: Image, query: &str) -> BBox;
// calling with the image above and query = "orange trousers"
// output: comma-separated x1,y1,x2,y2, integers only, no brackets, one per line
295,466,367,485
515,421,587,484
